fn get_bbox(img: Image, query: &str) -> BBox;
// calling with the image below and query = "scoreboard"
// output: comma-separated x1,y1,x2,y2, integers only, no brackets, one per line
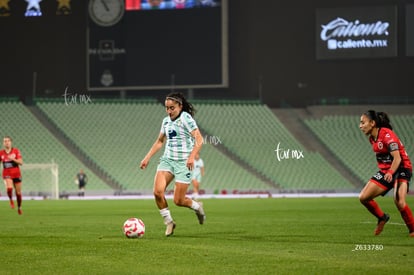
87,0,228,91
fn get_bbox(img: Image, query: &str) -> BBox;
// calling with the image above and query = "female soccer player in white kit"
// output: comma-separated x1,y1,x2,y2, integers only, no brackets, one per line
140,92,205,236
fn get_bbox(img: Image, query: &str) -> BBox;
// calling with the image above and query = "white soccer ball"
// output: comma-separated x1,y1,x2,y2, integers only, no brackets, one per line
123,218,145,238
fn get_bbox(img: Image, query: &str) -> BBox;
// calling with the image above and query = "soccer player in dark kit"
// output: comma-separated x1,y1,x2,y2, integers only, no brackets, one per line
359,110,414,237
75,169,88,197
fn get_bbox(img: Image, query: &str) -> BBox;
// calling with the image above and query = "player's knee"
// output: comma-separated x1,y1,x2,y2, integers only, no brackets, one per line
359,193,368,203
173,197,185,206
394,199,406,211
153,188,164,199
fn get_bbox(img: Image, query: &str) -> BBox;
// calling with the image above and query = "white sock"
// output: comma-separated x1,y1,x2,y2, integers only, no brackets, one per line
191,200,200,211
192,192,199,200
160,208,173,224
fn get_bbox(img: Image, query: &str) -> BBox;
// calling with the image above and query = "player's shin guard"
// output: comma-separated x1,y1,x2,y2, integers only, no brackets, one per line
7,188,13,200
16,193,22,208
160,208,173,225
362,200,384,219
399,205,414,233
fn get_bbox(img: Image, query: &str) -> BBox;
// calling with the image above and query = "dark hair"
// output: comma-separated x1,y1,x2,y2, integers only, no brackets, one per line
364,110,393,130
165,92,196,117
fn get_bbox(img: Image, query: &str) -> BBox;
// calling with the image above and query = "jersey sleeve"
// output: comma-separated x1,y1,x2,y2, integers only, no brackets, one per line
182,112,198,133
15,148,22,160
160,118,168,135
383,130,399,152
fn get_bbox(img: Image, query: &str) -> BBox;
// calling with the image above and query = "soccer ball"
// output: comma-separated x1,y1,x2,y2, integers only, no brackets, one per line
123,218,145,238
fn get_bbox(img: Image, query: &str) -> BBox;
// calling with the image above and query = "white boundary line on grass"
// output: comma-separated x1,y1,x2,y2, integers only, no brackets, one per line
0,192,360,200
360,221,406,226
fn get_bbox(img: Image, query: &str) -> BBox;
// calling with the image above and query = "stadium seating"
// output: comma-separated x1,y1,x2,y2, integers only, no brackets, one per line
194,102,355,191
37,100,271,193
11,97,410,195
37,100,160,191
0,100,108,196
304,114,414,183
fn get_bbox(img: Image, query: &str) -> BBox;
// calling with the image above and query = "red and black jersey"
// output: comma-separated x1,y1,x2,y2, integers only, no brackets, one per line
0,147,22,178
369,128,412,172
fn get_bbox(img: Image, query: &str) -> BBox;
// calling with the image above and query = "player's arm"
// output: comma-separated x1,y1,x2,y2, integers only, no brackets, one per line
140,133,166,169
384,148,401,182
10,152,23,166
187,128,203,170
201,165,205,176
11,158,23,166
16,158,23,165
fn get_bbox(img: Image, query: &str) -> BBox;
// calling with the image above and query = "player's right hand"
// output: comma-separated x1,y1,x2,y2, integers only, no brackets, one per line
140,159,148,169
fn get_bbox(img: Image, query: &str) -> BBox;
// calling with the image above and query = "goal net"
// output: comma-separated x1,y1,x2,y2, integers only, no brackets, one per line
20,163,59,200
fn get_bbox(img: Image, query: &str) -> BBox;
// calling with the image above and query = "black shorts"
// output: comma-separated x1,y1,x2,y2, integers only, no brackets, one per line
4,176,22,183
370,168,412,196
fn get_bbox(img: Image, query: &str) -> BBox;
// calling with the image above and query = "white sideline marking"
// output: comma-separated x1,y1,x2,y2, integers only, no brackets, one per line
0,193,360,200
360,221,406,226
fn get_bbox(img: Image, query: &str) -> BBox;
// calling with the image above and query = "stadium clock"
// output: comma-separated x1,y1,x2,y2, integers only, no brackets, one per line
88,0,125,27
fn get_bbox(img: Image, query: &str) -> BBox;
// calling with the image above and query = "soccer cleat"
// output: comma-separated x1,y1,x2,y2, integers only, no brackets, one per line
10,200,15,209
165,221,176,237
195,201,206,225
374,213,390,236
18,208,22,215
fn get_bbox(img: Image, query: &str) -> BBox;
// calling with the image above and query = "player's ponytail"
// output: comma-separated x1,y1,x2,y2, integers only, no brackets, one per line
376,112,392,130
364,110,393,130
166,92,196,117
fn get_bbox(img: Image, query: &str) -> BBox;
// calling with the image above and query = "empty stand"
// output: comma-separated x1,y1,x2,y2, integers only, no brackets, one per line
304,114,414,183
37,100,271,192
0,100,108,196
194,102,355,191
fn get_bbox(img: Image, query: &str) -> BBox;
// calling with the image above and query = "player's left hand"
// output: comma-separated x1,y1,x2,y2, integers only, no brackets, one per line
187,157,194,170
384,172,393,183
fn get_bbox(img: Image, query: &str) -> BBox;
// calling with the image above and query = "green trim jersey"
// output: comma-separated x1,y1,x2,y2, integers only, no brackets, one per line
160,111,198,161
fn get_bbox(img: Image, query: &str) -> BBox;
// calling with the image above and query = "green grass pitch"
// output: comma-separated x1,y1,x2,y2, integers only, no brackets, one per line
1,197,413,274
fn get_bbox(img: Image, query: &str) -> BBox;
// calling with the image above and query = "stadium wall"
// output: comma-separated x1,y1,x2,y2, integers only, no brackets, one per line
0,0,413,107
